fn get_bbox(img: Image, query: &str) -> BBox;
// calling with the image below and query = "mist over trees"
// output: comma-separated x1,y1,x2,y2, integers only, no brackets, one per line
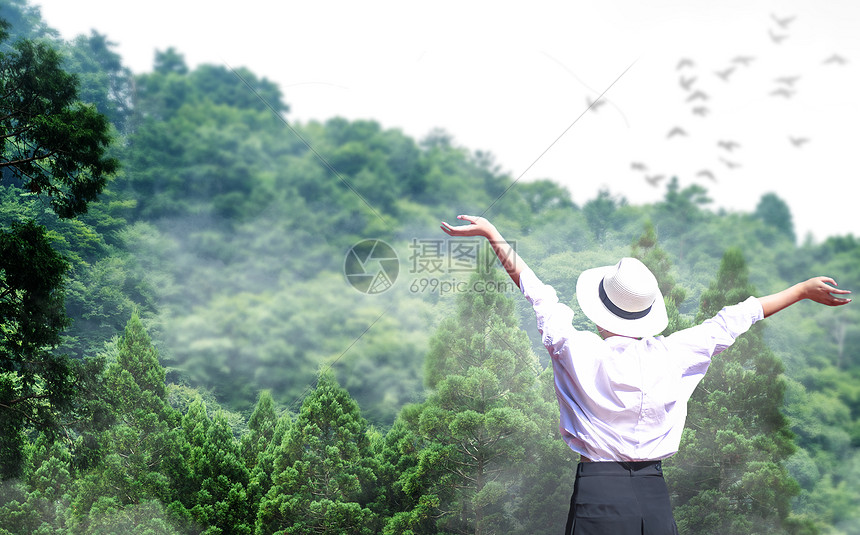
1,1,859,533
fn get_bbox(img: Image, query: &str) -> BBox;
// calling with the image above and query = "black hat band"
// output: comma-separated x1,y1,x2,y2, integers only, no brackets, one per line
599,278,653,320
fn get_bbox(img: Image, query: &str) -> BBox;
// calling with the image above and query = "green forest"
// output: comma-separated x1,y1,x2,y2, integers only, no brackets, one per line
1,1,858,533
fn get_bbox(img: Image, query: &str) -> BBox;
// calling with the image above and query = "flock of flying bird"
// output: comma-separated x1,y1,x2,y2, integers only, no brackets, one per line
587,12,851,189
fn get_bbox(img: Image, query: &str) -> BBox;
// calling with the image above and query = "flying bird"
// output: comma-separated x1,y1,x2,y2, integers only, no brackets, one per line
789,136,810,147
775,75,801,86
732,56,756,66
769,28,789,44
771,13,796,29
677,58,695,70
586,96,607,112
631,161,648,172
823,53,847,65
686,90,709,102
645,174,665,187
719,157,741,169
715,66,736,81
697,169,717,182
717,140,741,151
667,127,687,138
691,106,709,117
679,75,697,91
770,87,795,98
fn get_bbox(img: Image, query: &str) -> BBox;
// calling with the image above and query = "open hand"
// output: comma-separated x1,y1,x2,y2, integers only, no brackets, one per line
440,215,496,238
803,277,852,307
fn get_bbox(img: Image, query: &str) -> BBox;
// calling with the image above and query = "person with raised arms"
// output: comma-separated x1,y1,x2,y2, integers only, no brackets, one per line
441,214,851,535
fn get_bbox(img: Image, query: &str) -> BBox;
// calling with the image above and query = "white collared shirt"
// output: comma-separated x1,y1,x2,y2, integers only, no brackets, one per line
519,266,764,462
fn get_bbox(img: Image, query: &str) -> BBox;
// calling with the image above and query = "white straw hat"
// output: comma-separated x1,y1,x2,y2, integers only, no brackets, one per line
575,257,668,338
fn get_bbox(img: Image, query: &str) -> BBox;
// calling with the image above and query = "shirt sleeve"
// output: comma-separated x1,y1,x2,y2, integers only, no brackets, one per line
519,267,577,357
665,295,765,376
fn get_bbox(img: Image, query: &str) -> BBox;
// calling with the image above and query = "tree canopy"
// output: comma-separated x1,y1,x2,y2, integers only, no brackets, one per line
0,3,858,534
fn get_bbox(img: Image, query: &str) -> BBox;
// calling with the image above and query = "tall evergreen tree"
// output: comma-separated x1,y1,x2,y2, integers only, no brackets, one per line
372,414,441,535
400,262,545,534
240,390,278,472
0,434,72,533
256,372,377,534
176,401,253,534
247,408,292,530
631,221,692,335
67,312,183,532
666,248,800,534
509,366,579,535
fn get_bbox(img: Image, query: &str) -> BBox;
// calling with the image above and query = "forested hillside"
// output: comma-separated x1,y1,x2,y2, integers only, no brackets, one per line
1,0,858,533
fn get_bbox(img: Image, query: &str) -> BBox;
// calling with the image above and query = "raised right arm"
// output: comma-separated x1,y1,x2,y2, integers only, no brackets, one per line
440,215,525,287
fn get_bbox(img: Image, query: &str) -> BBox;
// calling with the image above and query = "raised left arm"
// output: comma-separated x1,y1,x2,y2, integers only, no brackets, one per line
758,276,851,318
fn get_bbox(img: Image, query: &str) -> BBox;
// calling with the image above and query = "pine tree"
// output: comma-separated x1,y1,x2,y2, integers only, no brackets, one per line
401,263,545,534
241,390,278,472
666,248,799,534
631,221,691,335
510,367,579,535
0,434,72,533
372,415,435,534
67,312,184,532
194,409,253,534
164,395,254,533
247,409,291,528
255,372,377,534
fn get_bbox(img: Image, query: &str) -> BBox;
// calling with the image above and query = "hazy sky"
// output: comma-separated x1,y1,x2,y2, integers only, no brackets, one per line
34,0,860,242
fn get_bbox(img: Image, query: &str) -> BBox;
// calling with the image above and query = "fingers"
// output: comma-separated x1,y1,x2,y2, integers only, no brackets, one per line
440,222,457,235
440,218,473,229
816,277,852,306
440,220,472,236
820,277,852,295
440,215,480,235
820,276,849,291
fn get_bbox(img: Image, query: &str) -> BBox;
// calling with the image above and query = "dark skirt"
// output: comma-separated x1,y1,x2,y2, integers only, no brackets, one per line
565,460,679,535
